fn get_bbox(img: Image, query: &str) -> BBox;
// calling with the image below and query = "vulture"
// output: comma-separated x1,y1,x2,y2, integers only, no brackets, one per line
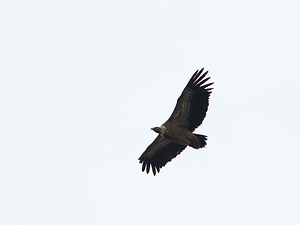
138,68,213,175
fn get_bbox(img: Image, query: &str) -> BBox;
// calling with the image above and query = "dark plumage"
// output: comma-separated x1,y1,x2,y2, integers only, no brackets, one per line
138,68,213,175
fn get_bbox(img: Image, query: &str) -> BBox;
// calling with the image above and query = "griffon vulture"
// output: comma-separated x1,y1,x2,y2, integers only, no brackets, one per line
138,68,213,175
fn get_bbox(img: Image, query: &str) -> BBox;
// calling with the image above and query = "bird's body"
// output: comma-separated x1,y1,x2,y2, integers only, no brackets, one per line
156,124,201,147
138,68,213,175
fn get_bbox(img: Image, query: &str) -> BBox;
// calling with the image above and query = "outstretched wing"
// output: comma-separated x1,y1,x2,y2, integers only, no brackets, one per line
166,68,213,131
138,135,186,175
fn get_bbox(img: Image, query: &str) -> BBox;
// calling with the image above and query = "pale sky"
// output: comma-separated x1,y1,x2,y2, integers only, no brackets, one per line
1,0,300,224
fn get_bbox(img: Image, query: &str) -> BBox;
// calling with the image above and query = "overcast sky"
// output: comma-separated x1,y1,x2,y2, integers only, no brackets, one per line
1,0,300,224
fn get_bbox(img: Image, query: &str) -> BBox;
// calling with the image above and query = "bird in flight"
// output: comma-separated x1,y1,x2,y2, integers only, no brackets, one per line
138,68,213,175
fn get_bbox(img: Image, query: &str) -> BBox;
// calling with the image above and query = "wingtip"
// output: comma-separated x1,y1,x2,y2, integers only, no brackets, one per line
146,161,151,174
192,70,199,76
142,161,146,172
201,82,214,89
152,164,156,176
198,68,204,74
188,68,205,87
139,157,163,176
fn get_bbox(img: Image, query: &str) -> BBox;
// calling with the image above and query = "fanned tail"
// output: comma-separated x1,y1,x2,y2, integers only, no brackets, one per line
194,134,207,148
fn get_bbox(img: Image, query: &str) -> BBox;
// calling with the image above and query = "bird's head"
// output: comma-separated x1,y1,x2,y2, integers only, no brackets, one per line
151,125,166,135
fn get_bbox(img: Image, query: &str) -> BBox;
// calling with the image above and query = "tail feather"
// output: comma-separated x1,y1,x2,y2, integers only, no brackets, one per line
194,134,207,148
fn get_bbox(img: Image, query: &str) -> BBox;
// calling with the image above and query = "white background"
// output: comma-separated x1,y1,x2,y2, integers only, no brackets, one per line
1,0,299,224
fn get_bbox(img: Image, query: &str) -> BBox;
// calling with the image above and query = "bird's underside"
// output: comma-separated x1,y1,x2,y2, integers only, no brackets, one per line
138,68,213,175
